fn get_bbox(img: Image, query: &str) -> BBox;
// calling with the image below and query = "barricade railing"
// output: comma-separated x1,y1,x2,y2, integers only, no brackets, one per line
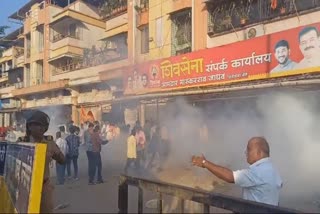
118,175,301,214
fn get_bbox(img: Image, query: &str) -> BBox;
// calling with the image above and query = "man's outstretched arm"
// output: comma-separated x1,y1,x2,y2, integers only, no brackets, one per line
192,155,235,183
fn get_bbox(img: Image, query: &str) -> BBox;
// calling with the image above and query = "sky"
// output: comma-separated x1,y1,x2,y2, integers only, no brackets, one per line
0,0,29,35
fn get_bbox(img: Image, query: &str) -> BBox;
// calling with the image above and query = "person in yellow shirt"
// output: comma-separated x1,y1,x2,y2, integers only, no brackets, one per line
124,128,137,174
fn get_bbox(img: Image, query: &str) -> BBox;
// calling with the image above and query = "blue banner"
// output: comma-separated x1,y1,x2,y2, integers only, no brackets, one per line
4,143,35,213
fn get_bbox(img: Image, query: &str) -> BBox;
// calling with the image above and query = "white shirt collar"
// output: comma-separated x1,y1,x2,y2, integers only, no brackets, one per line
250,157,270,168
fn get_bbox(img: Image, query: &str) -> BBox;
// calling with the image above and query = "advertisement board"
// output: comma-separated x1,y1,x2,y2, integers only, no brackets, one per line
124,22,320,95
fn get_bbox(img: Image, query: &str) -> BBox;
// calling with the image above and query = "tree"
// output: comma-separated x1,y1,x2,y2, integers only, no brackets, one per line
0,25,9,39
0,25,10,57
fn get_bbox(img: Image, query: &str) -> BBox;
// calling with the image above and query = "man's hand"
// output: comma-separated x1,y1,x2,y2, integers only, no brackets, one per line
192,154,235,183
192,154,206,168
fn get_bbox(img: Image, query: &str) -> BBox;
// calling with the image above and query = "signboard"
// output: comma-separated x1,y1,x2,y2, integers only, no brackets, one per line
101,104,112,113
124,22,320,95
124,108,138,127
0,142,46,213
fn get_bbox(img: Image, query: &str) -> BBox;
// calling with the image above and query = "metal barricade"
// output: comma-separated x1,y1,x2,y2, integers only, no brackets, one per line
118,175,301,214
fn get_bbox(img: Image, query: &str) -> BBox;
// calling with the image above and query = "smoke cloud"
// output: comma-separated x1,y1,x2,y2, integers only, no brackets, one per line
148,91,320,212
46,91,320,212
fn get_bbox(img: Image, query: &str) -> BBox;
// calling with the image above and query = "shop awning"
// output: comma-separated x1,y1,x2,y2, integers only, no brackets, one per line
12,79,69,97
109,75,320,104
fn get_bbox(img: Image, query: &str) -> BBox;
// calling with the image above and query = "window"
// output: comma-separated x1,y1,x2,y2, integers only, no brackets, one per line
25,64,30,87
105,33,128,57
38,25,44,53
140,0,149,9
207,0,320,36
141,25,149,54
171,9,192,56
25,34,31,58
69,23,80,39
155,17,163,47
36,61,43,85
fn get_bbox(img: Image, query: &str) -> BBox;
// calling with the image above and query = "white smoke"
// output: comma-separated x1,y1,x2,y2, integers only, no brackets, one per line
150,92,320,212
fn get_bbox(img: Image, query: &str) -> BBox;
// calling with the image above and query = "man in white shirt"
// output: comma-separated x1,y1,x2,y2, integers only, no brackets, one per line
296,26,320,69
192,137,282,206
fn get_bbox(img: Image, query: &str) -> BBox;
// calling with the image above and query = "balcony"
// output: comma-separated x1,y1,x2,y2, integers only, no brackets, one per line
24,17,31,34
15,48,24,67
12,79,69,97
52,33,80,43
206,0,320,36
78,90,112,104
51,9,105,29
0,85,14,94
24,96,72,109
99,0,128,20
106,13,128,32
0,75,9,83
51,48,126,75
136,9,149,29
16,56,24,67
49,36,85,61
0,48,13,64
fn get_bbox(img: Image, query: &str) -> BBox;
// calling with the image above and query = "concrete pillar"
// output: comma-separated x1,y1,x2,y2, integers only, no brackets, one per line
70,89,79,125
4,113,10,127
71,105,79,125
139,103,146,127
94,106,102,122
0,113,3,127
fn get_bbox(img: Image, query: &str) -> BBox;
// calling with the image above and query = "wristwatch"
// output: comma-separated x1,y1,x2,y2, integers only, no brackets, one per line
202,159,207,167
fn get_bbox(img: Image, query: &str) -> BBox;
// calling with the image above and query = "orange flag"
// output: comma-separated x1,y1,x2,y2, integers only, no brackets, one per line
87,111,95,122
271,0,277,10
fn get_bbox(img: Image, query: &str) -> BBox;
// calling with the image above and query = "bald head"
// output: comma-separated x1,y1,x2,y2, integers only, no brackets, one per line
248,137,270,157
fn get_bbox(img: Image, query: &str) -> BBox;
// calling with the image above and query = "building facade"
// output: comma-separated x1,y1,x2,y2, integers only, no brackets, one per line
0,0,319,129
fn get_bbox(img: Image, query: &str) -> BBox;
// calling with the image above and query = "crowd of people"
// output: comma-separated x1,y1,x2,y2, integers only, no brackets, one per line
53,120,121,185
123,119,179,174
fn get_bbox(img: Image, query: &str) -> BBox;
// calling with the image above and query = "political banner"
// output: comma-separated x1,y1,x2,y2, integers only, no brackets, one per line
124,22,320,95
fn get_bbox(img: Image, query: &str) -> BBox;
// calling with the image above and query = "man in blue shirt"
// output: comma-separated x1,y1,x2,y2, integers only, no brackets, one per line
192,137,282,206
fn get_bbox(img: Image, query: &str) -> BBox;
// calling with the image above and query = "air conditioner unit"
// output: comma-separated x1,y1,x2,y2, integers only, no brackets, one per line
244,24,265,40
208,25,215,36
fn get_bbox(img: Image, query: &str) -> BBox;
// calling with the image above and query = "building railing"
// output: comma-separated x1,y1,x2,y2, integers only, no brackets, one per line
15,48,24,58
118,175,302,214
207,0,320,36
99,0,128,20
52,33,81,43
135,0,149,12
25,1,45,18
14,82,24,89
52,49,127,75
